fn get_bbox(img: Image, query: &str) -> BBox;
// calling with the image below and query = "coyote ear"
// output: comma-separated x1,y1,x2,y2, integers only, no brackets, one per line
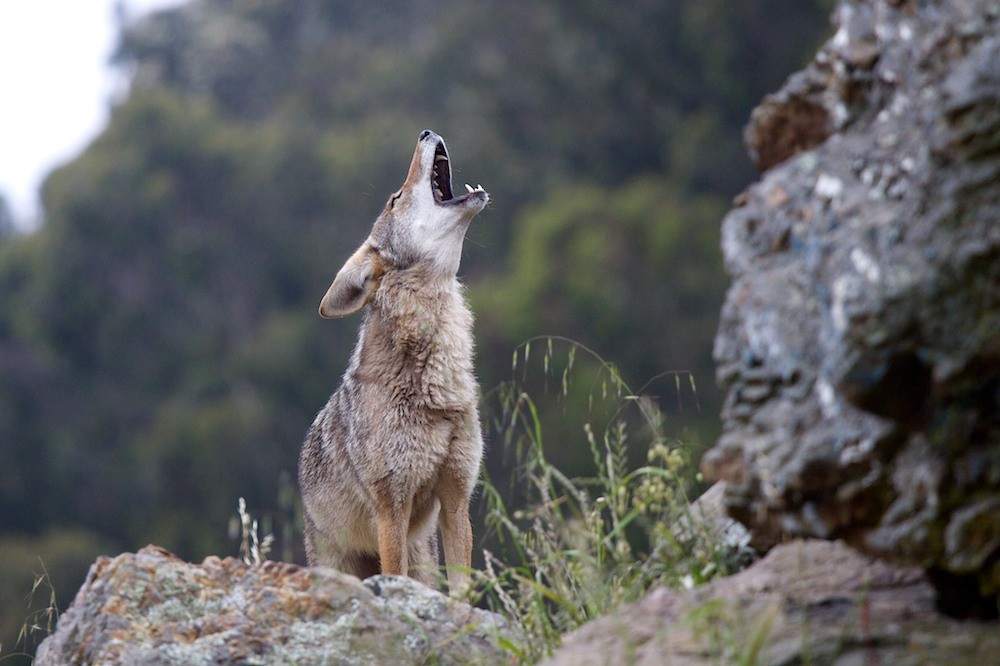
319,243,381,318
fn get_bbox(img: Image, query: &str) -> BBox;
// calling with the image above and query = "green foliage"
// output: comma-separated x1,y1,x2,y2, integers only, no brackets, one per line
0,0,834,658
476,341,749,662
474,178,727,397
1,90,338,557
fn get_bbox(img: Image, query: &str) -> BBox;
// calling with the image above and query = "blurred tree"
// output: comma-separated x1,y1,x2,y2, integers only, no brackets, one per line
14,89,347,549
0,5,835,652
0,194,14,239
475,177,727,397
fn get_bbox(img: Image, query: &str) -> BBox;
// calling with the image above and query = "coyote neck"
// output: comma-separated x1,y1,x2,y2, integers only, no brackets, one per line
349,272,476,411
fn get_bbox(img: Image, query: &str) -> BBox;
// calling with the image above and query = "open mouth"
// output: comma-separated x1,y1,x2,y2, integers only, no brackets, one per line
432,142,454,202
432,142,486,205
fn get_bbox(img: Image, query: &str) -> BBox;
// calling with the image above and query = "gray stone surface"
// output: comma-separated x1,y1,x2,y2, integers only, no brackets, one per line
702,0,1000,615
35,546,510,665
542,539,1000,666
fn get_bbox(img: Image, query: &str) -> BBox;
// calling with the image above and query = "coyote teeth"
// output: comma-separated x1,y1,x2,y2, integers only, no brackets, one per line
435,154,449,162
465,183,474,193
466,183,485,193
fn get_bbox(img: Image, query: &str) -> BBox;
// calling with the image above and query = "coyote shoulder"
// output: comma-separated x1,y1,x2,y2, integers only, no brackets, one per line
299,130,488,593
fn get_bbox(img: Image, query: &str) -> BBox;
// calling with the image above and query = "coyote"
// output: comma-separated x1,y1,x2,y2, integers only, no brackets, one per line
299,130,488,593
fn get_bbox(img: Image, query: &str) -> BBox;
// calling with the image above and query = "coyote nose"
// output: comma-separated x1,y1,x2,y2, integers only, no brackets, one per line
419,129,434,141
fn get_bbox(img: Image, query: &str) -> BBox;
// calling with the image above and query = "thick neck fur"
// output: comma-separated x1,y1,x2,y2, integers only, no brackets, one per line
348,263,476,413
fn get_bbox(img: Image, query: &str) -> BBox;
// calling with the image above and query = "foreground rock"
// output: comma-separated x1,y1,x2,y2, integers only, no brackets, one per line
35,546,509,665
702,0,1000,614
543,539,1000,665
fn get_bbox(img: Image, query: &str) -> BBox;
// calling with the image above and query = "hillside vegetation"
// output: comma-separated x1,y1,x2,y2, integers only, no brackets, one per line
0,0,832,657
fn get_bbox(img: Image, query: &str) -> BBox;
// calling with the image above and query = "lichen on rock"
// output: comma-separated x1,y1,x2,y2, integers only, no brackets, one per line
35,545,509,665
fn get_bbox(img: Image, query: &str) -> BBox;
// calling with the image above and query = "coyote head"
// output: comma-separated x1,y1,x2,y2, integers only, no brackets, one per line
319,130,488,318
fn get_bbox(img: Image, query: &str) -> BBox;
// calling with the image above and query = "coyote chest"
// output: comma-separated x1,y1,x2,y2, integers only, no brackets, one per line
345,277,478,480
371,279,475,404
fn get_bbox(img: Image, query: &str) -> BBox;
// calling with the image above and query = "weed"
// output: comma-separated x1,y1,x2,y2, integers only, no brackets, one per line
0,561,60,663
475,338,741,662
685,596,779,665
232,497,275,566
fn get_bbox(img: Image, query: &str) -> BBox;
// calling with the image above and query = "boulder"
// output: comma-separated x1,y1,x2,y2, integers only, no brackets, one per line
35,546,509,665
702,0,1000,616
542,539,1000,665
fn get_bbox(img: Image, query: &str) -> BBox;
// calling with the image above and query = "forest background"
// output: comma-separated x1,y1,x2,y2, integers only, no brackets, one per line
0,0,833,654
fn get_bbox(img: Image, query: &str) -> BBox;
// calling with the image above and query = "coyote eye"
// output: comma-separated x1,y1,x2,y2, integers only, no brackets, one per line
388,191,402,209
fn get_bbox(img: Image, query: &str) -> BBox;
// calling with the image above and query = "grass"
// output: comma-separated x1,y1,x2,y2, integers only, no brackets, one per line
472,337,748,663
0,564,58,665
234,496,275,566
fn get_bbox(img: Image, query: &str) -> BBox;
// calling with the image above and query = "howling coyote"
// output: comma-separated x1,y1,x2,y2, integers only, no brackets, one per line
299,130,488,593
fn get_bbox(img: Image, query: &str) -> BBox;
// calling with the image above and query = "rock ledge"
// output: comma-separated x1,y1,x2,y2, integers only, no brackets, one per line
543,539,1000,666
36,545,509,665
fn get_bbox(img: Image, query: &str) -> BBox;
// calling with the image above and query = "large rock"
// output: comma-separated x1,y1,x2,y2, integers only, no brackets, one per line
702,0,1000,616
542,539,1000,666
35,546,509,665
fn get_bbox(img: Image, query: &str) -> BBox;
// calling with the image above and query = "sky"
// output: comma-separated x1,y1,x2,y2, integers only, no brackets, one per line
0,0,186,229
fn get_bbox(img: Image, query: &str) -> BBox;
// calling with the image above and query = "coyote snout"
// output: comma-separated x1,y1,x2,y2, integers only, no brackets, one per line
299,130,488,593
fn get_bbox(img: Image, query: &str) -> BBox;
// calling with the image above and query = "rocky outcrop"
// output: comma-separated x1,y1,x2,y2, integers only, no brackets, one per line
542,539,1000,666
702,0,1000,616
35,546,509,665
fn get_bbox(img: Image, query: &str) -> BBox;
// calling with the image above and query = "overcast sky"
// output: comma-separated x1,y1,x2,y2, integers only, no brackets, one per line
0,0,185,229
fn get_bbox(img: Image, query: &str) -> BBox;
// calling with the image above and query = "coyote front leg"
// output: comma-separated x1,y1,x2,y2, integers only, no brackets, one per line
376,496,412,576
436,474,473,593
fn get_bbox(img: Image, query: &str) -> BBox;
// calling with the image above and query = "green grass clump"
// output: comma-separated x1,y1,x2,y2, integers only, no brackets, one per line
474,338,747,663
